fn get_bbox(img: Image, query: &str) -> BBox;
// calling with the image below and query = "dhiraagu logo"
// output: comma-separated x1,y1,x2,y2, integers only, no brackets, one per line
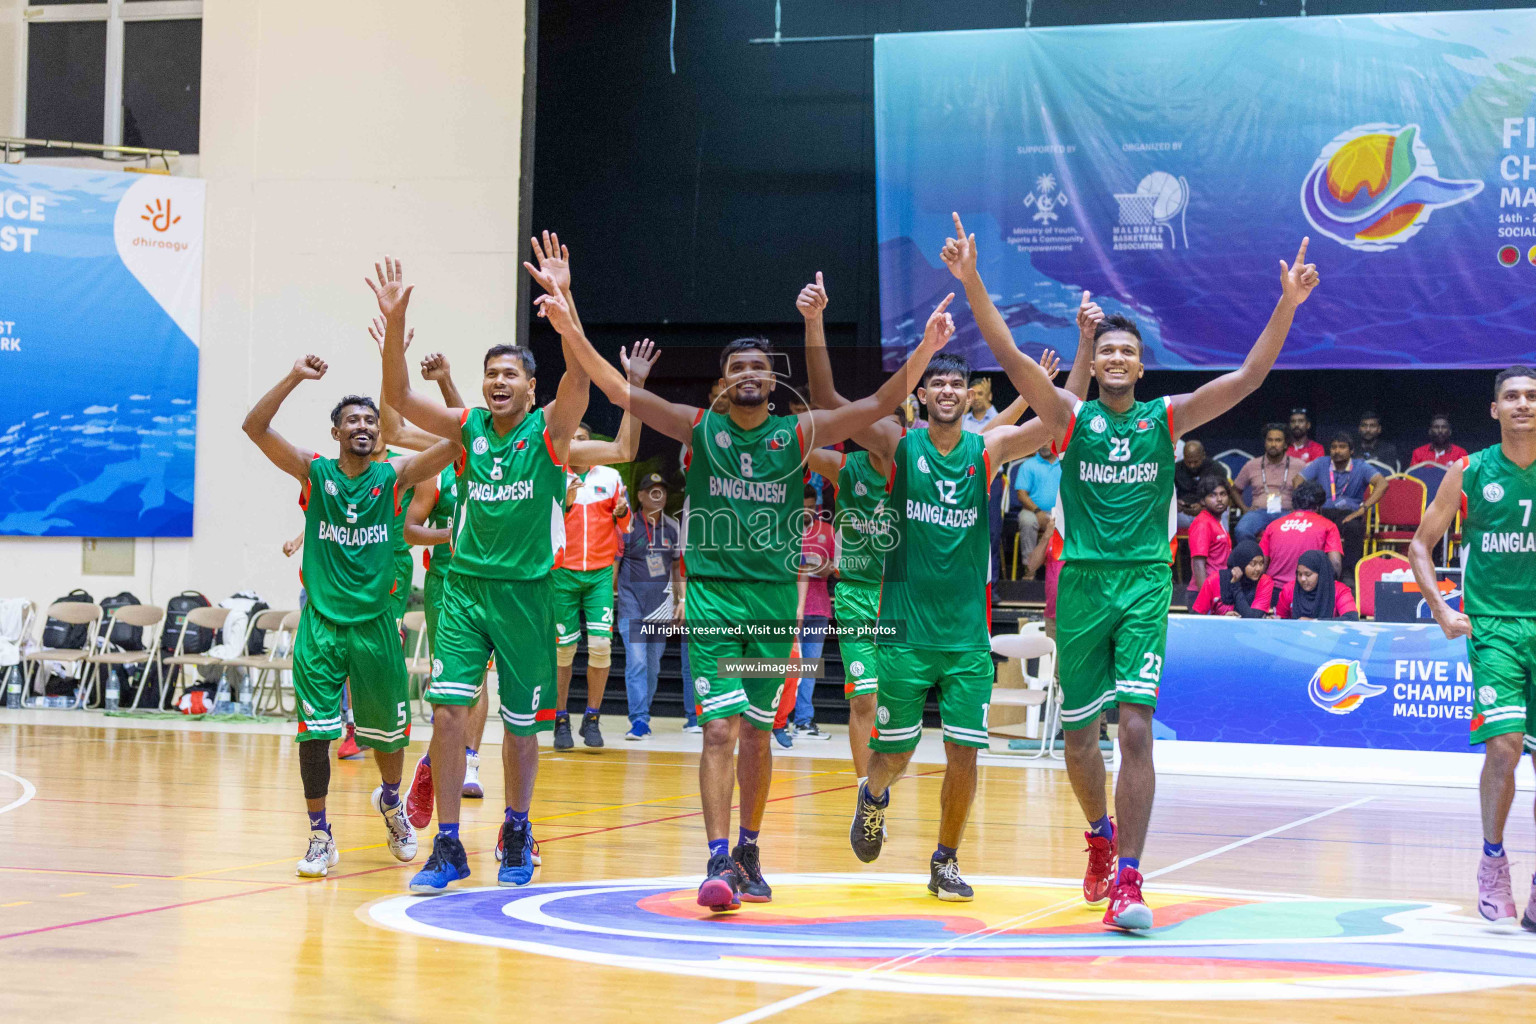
1301,123,1482,251
1307,659,1386,715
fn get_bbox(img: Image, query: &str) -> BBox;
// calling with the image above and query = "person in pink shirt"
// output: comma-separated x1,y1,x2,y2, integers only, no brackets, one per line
1191,539,1275,617
1259,480,1342,587
1275,549,1358,620
778,485,837,745
1410,414,1470,467
1186,477,1231,600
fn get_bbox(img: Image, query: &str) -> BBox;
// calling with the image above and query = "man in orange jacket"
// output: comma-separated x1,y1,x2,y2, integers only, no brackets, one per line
552,424,633,749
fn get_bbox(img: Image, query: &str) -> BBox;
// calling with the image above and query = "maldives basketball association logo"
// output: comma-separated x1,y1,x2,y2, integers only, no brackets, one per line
1300,124,1482,252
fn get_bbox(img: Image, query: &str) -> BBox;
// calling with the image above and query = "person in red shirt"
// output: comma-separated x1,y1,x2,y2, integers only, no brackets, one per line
1259,480,1342,587
1410,414,1470,466
1275,549,1358,620
1191,538,1275,617
1286,407,1326,463
1186,477,1231,601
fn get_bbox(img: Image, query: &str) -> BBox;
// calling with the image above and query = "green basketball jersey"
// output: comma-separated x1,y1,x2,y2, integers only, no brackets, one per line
877,428,991,652
424,462,459,579
299,457,399,624
385,450,415,556
451,407,566,580
682,411,805,583
835,450,894,587
1461,446,1536,618
1055,396,1177,565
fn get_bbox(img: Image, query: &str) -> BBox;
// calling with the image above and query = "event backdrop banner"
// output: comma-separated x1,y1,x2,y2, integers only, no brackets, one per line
875,11,1536,371
0,165,204,536
1158,617,1475,753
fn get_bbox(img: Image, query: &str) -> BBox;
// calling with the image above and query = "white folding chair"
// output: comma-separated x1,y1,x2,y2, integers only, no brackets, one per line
402,610,432,717
222,609,296,714
0,600,36,707
988,621,1059,759
161,606,232,710
20,601,103,708
85,604,165,709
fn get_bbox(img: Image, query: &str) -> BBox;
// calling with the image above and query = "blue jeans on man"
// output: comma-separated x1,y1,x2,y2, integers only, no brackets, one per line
1234,508,1283,542
616,612,664,731
788,616,829,727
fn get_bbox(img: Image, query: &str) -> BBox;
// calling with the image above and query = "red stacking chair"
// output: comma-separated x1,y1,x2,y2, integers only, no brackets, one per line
1368,475,1427,556
1354,550,1410,619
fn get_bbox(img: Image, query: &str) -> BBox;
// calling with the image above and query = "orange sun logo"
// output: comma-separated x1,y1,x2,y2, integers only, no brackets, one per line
141,198,181,232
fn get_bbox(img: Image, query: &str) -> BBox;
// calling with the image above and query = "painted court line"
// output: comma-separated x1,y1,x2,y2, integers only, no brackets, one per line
711,794,1379,1024
0,769,36,817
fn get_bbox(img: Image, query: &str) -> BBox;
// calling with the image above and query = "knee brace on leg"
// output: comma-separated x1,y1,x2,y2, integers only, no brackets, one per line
555,642,578,668
298,738,332,800
586,636,612,668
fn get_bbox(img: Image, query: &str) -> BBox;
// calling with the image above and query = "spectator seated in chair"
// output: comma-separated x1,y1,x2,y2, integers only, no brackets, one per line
1260,480,1342,588
1175,439,1227,530
1191,538,1274,618
1186,477,1231,603
1286,407,1326,463
1410,413,1469,467
1011,442,1061,578
1232,424,1309,542
1356,410,1399,470
1297,431,1385,582
1275,549,1358,621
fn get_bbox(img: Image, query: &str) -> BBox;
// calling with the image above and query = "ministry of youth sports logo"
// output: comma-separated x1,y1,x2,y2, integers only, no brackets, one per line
876,705,890,725
694,677,710,697
1483,482,1505,502
1300,123,1482,252
1478,685,1497,707
1023,173,1071,225
472,436,490,455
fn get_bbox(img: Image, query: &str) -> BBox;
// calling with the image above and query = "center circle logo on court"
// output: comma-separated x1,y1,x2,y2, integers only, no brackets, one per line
324,479,338,496
368,874,1536,1002
1483,482,1504,502
472,436,489,455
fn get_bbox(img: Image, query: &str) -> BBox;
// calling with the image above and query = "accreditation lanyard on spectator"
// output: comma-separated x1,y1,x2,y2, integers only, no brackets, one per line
1261,459,1288,513
643,516,666,577
1327,460,1351,504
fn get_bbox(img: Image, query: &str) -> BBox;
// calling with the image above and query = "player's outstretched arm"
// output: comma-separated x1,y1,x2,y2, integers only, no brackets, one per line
367,318,442,453
242,356,323,481
803,294,955,448
528,274,698,444
420,351,467,409
391,438,462,491
942,213,1077,442
543,334,592,466
981,350,1063,434
1168,239,1319,436
568,339,660,466
984,418,1055,466
403,478,451,548
800,272,905,459
367,256,464,440
1408,461,1469,639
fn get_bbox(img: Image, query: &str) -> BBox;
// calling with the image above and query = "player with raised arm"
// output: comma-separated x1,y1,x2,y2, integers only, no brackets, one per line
534,256,957,912
945,212,1318,928
399,341,654,827
1409,367,1536,930
370,251,590,895
799,272,1077,785
834,286,1094,901
241,355,459,878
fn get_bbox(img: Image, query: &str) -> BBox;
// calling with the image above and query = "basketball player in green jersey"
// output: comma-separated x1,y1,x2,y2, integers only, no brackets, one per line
1410,367,1536,930
242,354,459,878
370,253,592,894
799,272,1076,787
949,212,1319,927
536,258,958,912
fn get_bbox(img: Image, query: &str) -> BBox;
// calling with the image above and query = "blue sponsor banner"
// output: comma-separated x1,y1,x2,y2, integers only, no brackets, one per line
0,165,204,536
875,11,1536,370
1159,617,1475,752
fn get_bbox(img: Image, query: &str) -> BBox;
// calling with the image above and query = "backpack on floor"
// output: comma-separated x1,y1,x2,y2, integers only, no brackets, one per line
162,590,212,655
42,589,94,649
99,591,144,651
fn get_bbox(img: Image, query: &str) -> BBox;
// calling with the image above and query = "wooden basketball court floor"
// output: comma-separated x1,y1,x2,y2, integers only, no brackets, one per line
2,719,1534,1023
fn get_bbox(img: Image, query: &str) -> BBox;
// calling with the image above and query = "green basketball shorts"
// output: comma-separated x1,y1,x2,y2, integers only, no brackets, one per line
292,606,410,751
686,578,797,730
552,565,615,646
869,645,993,752
834,581,881,699
1468,615,1536,747
390,548,413,623
427,572,556,735
423,571,446,651
1054,561,1173,731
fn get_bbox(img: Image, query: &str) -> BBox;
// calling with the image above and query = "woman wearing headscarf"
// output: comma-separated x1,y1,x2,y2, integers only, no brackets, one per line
1276,548,1358,620
1191,538,1274,618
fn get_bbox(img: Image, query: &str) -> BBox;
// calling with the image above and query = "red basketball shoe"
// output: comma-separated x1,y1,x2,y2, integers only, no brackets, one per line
1083,823,1117,905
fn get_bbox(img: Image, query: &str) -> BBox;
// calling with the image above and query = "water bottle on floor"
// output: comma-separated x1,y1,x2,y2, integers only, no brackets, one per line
213,676,233,715
5,674,20,709
105,674,120,712
236,676,254,717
